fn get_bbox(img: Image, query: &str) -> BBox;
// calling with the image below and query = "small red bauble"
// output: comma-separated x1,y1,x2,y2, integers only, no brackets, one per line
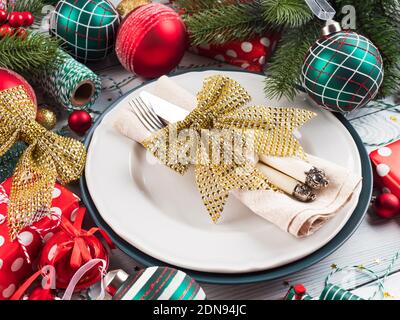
68,110,92,135
27,287,55,300
0,68,37,108
14,28,27,40
0,9,7,23
21,12,34,27
0,23,12,37
8,12,25,28
116,3,187,78
373,193,400,219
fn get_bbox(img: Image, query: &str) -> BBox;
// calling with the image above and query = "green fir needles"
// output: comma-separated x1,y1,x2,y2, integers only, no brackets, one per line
0,31,60,75
177,0,400,100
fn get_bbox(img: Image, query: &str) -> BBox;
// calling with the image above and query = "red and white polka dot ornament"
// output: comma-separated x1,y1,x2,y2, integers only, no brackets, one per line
192,33,280,72
370,140,400,218
370,140,400,201
116,3,188,78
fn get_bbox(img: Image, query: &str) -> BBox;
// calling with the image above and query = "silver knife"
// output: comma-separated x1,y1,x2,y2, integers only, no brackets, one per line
139,91,189,124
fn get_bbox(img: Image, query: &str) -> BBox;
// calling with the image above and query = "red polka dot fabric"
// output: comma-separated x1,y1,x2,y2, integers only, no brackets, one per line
0,178,79,300
190,33,281,72
370,139,400,199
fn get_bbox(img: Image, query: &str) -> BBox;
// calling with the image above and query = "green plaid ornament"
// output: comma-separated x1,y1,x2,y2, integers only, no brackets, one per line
50,0,121,63
302,30,384,113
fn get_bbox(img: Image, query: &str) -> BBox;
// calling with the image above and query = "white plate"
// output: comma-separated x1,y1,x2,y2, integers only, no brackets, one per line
85,70,362,273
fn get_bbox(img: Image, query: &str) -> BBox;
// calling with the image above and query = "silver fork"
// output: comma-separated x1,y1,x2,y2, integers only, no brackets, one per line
129,96,165,132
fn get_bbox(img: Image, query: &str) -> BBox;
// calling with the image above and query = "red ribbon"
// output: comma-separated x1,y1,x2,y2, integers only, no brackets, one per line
9,266,55,301
9,208,114,300
52,207,114,269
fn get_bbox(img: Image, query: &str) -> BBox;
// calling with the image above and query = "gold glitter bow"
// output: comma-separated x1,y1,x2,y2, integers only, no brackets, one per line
143,75,315,222
0,86,86,240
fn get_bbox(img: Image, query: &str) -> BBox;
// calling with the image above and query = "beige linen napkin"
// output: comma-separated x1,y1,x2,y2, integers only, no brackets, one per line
114,76,362,237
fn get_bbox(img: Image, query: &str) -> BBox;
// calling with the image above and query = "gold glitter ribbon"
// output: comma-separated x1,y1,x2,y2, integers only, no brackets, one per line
143,75,316,222
0,86,86,240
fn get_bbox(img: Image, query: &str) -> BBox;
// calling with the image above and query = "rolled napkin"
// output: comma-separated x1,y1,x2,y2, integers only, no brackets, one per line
256,163,316,202
114,76,361,237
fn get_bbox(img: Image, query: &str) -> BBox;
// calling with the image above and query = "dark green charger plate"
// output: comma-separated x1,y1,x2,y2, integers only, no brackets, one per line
80,68,373,285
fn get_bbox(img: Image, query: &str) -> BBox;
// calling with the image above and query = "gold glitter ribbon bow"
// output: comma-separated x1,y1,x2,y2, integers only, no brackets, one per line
0,86,86,240
143,75,316,222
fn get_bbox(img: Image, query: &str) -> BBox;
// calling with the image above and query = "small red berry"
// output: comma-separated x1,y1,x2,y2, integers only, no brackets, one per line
0,9,7,23
22,12,34,27
15,28,27,40
0,24,12,38
8,12,25,28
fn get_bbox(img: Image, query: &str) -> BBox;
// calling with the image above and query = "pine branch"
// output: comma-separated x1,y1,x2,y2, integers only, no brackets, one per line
0,31,60,75
264,21,321,100
182,2,269,45
175,0,232,13
179,0,400,99
357,14,400,97
260,0,313,28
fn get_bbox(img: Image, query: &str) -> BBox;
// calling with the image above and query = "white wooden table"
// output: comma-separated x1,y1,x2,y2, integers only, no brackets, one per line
77,49,400,300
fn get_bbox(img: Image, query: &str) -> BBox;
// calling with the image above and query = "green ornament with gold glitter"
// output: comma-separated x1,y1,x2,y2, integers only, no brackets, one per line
302,21,384,114
49,0,121,62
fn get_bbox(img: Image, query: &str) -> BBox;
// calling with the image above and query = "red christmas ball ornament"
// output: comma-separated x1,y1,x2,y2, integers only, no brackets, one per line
38,208,109,290
0,9,7,23
27,287,55,300
116,3,187,78
373,193,400,219
0,68,37,109
68,110,92,135
21,12,34,27
8,12,25,28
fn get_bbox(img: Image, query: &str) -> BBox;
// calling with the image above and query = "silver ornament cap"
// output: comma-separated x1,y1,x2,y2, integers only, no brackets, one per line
322,19,342,36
